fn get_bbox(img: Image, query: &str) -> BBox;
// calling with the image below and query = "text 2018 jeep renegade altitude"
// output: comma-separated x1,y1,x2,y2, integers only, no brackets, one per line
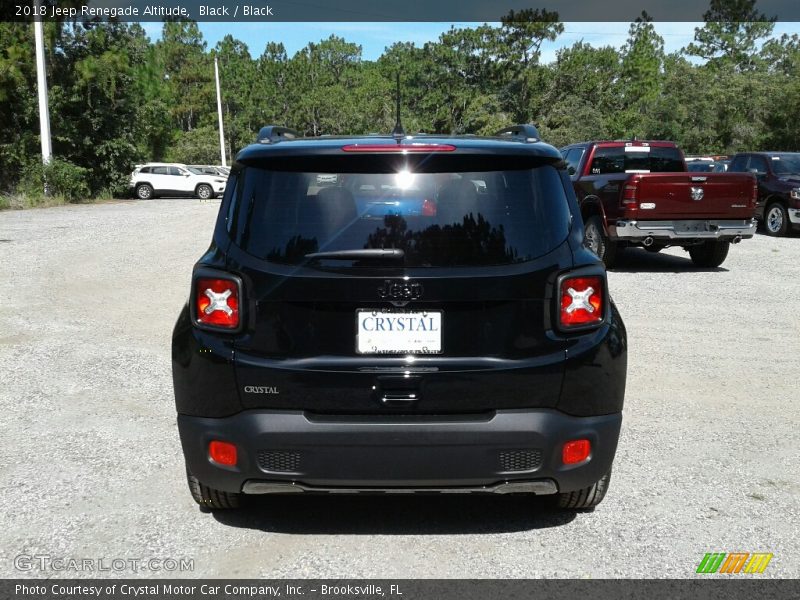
172,124,627,510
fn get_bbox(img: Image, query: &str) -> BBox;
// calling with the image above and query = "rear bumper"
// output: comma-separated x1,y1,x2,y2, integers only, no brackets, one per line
613,218,756,241
789,208,800,226
178,409,622,495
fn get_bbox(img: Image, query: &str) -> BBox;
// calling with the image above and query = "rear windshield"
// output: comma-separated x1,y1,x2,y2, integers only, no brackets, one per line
687,161,714,172
590,145,683,174
768,153,800,175
228,165,570,268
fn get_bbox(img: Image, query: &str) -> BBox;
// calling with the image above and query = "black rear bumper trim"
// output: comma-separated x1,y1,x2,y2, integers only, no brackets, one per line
178,408,622,494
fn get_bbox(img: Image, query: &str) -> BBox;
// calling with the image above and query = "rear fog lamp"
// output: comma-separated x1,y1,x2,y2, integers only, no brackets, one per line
562,439,591,465
209,440,238,466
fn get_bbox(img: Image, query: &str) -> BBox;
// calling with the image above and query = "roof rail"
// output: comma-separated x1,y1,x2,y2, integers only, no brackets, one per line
493,124,541,143
256,126,301,144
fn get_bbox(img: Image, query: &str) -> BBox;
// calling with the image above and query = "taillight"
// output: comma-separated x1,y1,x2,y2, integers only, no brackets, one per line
751,180,758,207
622,179,639,205
196,277,240,329
209,440,238,466
422,199,437,216
559,275,604,328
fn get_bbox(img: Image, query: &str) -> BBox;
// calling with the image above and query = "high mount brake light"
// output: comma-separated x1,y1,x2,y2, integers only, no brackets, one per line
196,277,240,329
341,144,456,153
559,275,604,328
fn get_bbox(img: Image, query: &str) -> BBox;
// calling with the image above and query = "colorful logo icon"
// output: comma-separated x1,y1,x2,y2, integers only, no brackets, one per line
697,552,773,574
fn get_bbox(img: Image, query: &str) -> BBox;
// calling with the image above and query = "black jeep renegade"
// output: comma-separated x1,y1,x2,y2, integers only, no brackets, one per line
172,125,627,510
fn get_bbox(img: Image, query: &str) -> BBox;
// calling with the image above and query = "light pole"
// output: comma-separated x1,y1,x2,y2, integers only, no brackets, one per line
33,0,52,192
214,56,226,167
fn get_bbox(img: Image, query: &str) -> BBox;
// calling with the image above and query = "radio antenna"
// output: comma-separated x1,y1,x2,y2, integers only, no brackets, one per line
391,72,404,139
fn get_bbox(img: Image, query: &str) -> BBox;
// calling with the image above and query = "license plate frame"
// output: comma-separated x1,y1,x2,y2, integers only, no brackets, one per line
355,309,443,355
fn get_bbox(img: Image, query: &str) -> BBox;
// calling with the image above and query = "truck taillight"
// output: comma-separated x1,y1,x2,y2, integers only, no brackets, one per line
559,276,604,328
751,180,758,207
422,199,437,216
196,277,240,329
622,182,638,205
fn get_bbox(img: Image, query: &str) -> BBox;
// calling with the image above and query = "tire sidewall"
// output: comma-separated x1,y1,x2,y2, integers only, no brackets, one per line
765,203,787,236
689,240,729,268
136,184,153,200
584,216,605,257
197,184,213,200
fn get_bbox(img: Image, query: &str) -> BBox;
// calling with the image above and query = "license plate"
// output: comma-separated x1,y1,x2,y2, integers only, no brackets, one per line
356,310,442,354
676,220,709,233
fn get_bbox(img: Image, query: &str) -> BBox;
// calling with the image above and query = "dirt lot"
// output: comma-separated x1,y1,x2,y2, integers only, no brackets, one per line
0,198,798,578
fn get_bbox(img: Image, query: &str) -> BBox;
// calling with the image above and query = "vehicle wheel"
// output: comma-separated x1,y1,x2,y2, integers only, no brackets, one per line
688,240,730,268
135,184,154,200
196,184,213,200
186,468,241,510
584,215,618,268
764,202,789,237
556,470,612,510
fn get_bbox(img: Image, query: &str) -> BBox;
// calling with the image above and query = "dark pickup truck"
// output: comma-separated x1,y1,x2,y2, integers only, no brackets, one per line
729,151,800,237
561,141,758,268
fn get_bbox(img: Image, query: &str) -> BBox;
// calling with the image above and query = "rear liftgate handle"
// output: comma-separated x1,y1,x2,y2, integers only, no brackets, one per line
374,375,422,407
380,392,419,406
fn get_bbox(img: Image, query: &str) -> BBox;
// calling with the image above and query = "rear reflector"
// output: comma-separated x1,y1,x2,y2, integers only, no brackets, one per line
209,440,238,466
341,144,456,153
196,277,240,329
563,439,591,465
422,199,437,216
559,275,604,328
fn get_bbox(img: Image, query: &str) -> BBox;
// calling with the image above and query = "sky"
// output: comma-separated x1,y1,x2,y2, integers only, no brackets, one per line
140,21,800,64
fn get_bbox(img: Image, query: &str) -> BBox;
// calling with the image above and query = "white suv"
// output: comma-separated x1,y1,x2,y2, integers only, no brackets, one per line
130,163,227,200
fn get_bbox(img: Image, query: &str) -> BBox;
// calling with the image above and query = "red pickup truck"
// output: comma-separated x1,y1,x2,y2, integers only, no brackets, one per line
560,140,758,268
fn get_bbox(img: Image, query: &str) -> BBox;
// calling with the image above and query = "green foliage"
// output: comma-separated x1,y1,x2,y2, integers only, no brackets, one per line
685,0,775,71
1,4,798,209
165,126,220,164
44,158,91,201
12,157,89,205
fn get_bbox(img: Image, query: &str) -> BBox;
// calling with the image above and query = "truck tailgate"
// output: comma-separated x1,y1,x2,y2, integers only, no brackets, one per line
634,173,756,219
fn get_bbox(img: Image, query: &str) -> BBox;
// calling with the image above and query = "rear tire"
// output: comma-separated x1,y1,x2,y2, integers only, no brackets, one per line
196,184,213,200
688,240,730,268
556,470,612,510
186,468,241,510
584,215,618,268
764,202,789,237
135,184,153,200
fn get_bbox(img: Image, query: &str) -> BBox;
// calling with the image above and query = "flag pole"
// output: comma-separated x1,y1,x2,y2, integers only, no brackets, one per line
33,0,52,193
214,56,227,167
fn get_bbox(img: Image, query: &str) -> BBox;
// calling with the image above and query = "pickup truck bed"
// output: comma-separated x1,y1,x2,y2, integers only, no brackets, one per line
561,140,758,268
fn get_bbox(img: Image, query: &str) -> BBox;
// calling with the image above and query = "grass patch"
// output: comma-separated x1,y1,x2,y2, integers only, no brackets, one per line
0,192,69,210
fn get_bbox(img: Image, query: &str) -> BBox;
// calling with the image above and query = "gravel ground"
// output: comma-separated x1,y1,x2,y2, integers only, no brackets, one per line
0,198,798,579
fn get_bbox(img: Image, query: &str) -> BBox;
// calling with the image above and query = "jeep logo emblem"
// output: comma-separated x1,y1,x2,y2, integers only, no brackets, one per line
377,280,424,301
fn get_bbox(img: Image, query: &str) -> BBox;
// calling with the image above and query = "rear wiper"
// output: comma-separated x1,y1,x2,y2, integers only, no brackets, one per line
304,249,405,261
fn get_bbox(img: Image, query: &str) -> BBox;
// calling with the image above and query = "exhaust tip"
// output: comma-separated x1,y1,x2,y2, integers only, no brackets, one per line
643,236,654,247
732,235,742,244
